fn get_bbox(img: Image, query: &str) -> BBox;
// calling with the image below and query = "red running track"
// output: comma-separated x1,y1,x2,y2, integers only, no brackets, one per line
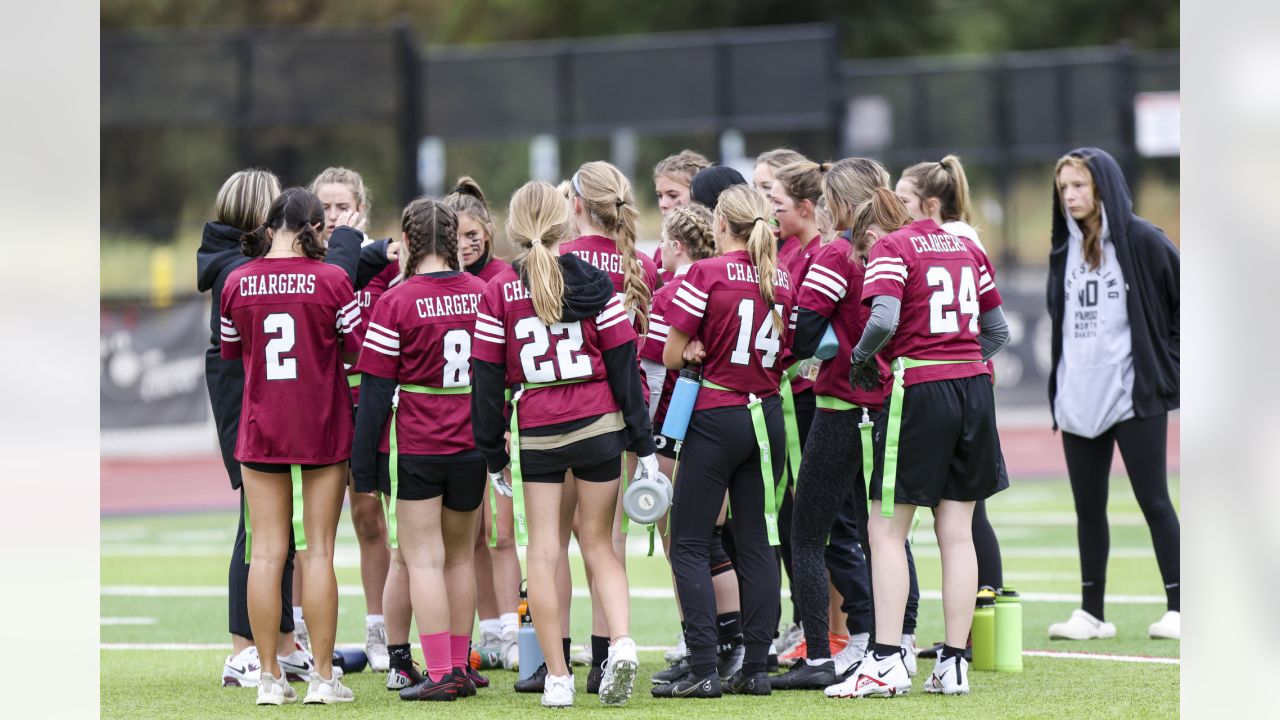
100,421,1179,516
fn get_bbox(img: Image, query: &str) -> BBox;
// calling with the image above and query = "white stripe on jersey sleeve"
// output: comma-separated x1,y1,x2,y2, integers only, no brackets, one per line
365,327,400,350
219,316,240,341
803,268,847,299
670,295,704,319
681,283,708,301
474,331,506,346
595,296,627,327
674,286,707,312
341,298,359,314
867,256,904,268
866,263,907,279
864,270,906,285
803,281,840,304
338,305,362,333
475,320,504,338
368,321,398,338
363,341,398,357
476,311,503,329
806,263,849,294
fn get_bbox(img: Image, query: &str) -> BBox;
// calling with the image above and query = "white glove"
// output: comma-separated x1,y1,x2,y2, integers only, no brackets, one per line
635,454,660,483
489,469,513,498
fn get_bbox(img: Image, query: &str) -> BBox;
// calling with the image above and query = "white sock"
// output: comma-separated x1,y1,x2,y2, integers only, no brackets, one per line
850,632,870,648
499,612,519,634
293,607,305,624
900,633,915,647
366,614,384,628
479,618,501,636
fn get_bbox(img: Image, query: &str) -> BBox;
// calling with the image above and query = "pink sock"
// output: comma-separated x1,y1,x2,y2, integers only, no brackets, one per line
420,632,451,683
450,635,471,671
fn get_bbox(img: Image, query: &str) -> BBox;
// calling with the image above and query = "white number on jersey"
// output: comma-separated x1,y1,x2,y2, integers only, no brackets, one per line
514,317,593,383
926,266,979,335
442,328,472,387
263,312,297,380
729,298,783,369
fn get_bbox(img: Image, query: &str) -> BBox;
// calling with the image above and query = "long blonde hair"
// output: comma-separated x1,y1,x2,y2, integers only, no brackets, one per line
716,185,784,333
571,161,650,332
1055,154,1103,270
901,154,972,223
822,157,891,230
507,181,572,326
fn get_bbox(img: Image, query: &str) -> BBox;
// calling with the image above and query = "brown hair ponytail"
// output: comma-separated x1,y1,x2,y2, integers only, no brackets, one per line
716,185,784,333
240,187,325,260
902,154,972,224
848,188,912,262
400,197,460,280
508,181,572,326
821,157,891,230
572,161,651,333
443,175,497,262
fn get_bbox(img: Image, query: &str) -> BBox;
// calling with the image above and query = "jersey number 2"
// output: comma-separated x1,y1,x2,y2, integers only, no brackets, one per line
263,312,297,380
926,266,979,335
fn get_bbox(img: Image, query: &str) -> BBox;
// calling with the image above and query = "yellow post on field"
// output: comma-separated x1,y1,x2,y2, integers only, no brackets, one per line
150,245,174,308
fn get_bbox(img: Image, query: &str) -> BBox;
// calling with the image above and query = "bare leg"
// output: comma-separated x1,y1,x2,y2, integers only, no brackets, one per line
524,481,570,676
396,498,448,635
442,507,480,637
934,500,978,648
242,467,292,679
348,486,389,616
488,478,522,615
383,547,413,645
297,463,349,680
577,476,630,642
867,501,917,644
473,509,500,622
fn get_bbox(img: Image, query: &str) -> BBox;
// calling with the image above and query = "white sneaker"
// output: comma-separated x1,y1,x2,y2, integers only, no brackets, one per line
833,633,869,677
294,619,310,655
777,622,804,657
664,632,687,663
366,620,390,672
570,643,592,667
277,640,314,682
541,673,574,708
1048,609,1116,640
303,672,355,704
1148,610,1180,640
599,637,638,705
255,672,297,705
824,649,911,698
501,627,520,670
923,652,969,695
222,645,261,688
901,634,917,677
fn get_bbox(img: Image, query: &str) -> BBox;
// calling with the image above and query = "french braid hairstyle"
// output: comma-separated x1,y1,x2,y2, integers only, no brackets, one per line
716,184,784,333
399,197,460,280
571,160,651,333
662,203,716,262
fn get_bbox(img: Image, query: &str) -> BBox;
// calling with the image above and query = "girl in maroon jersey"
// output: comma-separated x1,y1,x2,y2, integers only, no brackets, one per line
351,198,490,701
442,175,521,669
652,150,712,283
471,181,654,708
309,166,393,672
752,148,807,196
658,184,794,698
220,187,360,705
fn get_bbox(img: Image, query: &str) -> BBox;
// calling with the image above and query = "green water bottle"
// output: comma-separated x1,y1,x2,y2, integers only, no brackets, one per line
994,586,1023,672
971,587,997,671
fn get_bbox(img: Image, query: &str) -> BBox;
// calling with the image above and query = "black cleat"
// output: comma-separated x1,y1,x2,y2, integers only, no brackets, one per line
465,665,489,689
725,669,772,695
386,661,425,690
586,664,603,694
770,660,835,690
451,668,477,697
766,650,779,673
651,657,689,685
513,663,549,693
651,669,722,699
398,672,458,701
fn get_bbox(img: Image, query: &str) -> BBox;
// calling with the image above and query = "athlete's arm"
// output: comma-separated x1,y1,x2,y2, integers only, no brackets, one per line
851,295,901,364
640,358,666,422
350,373,396,494
662,326,692,370
471,358,510,473
602,342,657,456
791,307,830,359
977,306,1010,361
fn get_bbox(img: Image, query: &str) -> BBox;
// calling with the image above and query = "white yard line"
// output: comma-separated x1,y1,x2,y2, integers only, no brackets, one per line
1023,649,1178,665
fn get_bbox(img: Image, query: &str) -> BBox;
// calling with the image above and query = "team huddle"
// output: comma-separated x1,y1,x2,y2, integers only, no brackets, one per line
204,147,1015,709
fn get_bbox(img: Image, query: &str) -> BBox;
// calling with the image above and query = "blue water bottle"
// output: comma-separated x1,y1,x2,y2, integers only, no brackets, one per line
516,581,543,680
660,369,701,442
815,323,840,360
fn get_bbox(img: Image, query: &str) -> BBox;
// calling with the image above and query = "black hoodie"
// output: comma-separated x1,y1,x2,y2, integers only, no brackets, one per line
1047,147,1179,427
469,253,656,475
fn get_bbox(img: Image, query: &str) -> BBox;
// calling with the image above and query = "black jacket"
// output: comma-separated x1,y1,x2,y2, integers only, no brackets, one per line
1047,147,1179,427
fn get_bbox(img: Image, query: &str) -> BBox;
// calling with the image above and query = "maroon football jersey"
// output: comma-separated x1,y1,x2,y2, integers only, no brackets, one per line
355,272,487,455
348,262,403,402
561,234,660,327
861,218,1002,386
663,250,795,411
777,233,823,394
641,266,692,426
471,265,638,430
796,238,888,410
471,256,512,283
220,256,360,464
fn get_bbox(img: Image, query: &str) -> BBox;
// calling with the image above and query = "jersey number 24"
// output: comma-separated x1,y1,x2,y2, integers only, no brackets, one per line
926,266,979,335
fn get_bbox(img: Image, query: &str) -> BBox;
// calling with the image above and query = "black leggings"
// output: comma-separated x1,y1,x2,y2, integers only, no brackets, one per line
972,499,1002,590
1062,413,1179,617
776,389,815,625
228,487,296,639
671,400,785,676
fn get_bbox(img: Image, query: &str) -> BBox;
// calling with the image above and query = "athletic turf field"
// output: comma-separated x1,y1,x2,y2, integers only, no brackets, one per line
101,476,1179,718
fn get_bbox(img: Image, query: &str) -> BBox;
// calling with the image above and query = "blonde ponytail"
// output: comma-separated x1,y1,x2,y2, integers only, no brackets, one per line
571,161,652,333
716,185,784,334
507,181,572,326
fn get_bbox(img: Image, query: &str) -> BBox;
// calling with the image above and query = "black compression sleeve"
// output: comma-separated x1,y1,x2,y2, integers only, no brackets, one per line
322,226,363,285
791,308,830,359
602,342,658,457
357,238,393,289
351,373,396,493
472,359,511,472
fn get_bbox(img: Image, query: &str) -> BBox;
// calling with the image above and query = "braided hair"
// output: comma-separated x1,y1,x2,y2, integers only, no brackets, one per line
572,161,651,333
662,204,716,262
400,197,460,280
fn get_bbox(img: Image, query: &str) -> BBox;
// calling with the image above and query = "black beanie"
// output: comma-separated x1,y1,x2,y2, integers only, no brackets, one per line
690,166,747,210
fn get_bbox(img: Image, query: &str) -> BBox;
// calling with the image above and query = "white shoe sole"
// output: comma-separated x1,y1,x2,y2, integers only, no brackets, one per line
541,696,573,708
223,674,260,688
1149,630,1179,640
256,692,296,705
303,694,354,704
599,659,637,705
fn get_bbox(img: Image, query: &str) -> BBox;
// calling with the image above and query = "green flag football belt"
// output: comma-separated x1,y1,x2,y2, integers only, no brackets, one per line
777,364,803,511
879,357,985,519
700,380,781,546
347,373,361,388
384,383,473,548
243,464,308,563
507,377,593,547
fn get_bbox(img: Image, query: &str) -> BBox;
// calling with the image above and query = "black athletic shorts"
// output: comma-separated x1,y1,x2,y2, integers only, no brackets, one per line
520,429,625,484
242,461,333,474
376,453,486,512
869,374,1003,507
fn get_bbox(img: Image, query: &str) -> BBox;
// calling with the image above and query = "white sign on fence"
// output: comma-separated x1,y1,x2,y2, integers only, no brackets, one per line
1135,91,1180,157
